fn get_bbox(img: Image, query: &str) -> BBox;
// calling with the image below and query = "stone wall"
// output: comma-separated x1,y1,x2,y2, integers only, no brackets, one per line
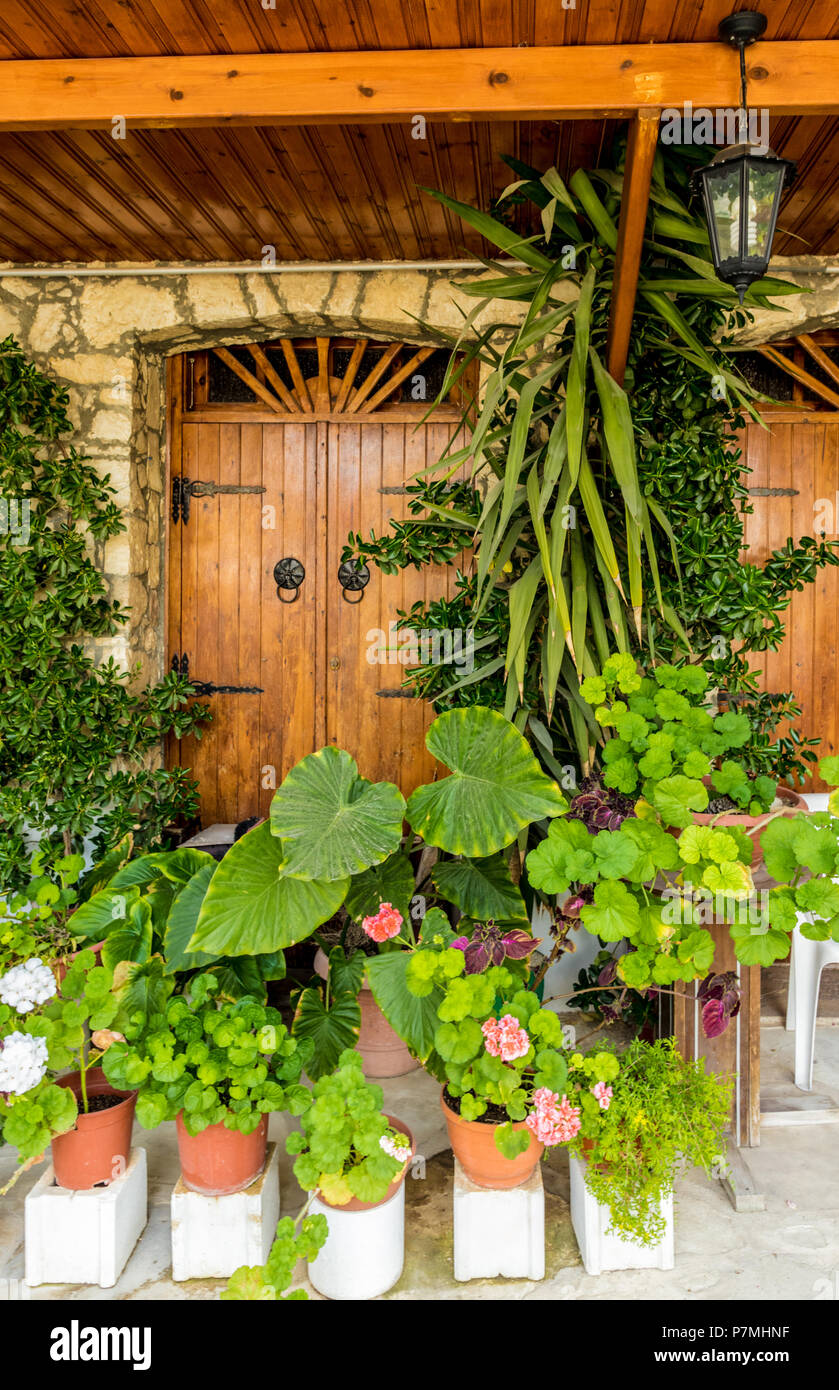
0,264,532,681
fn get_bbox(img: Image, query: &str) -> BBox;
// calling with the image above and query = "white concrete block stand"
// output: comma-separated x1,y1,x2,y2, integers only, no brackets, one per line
569,1153,674,1275
171,1140,280,1281
453,1158,545,1281
25,1146,148,1289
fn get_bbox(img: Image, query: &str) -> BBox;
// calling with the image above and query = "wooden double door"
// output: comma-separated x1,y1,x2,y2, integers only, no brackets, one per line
167,341,469,826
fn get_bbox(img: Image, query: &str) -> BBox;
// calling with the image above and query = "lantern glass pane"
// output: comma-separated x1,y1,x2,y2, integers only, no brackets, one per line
747,163,783,261
708,164,742,261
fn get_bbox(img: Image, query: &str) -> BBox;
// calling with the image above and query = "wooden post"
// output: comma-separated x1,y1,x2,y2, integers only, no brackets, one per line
606,110,661,387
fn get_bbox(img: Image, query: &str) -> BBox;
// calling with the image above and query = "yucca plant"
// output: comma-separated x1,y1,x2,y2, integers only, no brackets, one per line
343,142,808,776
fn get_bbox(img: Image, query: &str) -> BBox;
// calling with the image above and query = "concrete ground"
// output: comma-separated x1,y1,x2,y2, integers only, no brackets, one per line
2,1021,838,1302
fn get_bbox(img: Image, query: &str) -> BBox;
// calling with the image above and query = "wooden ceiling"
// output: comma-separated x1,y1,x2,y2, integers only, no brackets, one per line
0,1,836,263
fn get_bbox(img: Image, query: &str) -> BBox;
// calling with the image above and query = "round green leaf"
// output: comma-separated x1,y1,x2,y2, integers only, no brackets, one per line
270,747,406,881
407,707,568,856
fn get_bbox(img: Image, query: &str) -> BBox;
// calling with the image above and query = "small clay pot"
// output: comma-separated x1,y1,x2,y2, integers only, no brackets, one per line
314,1115,414,1213
175,1112,268,1196
440,1092,543,1190
314,947,418,1079
50,1067,136,1190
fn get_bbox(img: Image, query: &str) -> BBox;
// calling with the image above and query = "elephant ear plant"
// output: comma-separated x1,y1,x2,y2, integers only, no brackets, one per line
184,704,567,1077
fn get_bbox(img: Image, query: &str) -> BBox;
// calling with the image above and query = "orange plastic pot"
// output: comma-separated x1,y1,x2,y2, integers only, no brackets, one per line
690,780,807,868
51,1067,136,1190
315,1115,414,1213
175,1112,268,1196
314,947,418,1079
441,1092,543,1190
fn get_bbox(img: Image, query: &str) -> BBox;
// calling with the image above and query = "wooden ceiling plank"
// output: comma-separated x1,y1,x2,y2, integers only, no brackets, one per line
796,333,839,392
261,126,369,260
347,343,402,413
247,345,301,412
757,345,839,411
3,43,839,131
332,339,369,412
279,339,314,412
214,347,287,414
363,345,436,412
606,109,661,386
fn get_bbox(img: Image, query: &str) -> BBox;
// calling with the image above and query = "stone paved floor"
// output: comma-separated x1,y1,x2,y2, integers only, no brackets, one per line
2,1023,838,1301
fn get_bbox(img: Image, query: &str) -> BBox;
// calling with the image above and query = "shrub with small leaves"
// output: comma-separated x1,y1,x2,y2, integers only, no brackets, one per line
102,972,311,1133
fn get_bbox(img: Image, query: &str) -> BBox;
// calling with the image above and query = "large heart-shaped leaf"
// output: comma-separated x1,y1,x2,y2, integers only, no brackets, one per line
432,853,528,922
188,822,348,956
292,987,361,1081
68,884,141,940
163,863,217,975
101,900,153,971
366,951,443,1060
406,707,567,856
270,746,406,881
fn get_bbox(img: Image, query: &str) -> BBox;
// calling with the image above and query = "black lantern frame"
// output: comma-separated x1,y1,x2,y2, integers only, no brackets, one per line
693,10,796,303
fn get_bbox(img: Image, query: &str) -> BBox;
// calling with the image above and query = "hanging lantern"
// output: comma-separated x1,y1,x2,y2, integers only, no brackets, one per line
695,11,795,303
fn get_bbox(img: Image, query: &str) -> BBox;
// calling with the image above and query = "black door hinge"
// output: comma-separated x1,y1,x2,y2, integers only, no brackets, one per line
172,476,266,524
747,487,800,497
170,652,264,696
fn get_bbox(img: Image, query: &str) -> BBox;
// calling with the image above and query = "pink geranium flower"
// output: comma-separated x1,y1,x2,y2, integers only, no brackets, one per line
592,1082,613,1111
481,1014,530,1062
361,902,403,943
525,1089,581,1146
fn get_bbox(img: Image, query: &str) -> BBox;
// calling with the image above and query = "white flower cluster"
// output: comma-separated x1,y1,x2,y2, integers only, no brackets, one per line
0,958,57,1013
0,1032,48,1095
379,1132,410,1162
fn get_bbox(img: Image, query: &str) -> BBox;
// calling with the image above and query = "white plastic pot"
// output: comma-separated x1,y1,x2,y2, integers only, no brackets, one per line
308,1182,406,1300
569,1153,674,1275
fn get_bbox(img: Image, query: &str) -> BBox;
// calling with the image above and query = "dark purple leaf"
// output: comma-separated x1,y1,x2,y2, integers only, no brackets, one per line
463,941,490,974
597,960,618,987
701,998,728,1039
501,929,539,960
451,936,469,952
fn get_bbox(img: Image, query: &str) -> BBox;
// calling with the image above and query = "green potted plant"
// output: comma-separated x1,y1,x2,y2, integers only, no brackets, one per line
101,972,311,1195
403,925,616,1188
286,1048,414,1300
184,705,567,1079
567,1038,731,1273
0,947,134,1191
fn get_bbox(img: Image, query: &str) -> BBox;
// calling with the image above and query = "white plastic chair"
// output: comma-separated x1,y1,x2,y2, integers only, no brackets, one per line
783,795,839,1092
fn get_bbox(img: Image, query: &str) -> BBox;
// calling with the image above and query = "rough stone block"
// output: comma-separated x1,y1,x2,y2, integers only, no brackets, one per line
171,1141,279,1281
453,1158,545,1282
25,1147,148,1289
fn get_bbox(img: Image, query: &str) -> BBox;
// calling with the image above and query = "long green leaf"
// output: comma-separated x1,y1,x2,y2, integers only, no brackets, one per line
421,187,554,271
589,347,643,525
569,169,618,250
577,449,625,599
566,264,595,485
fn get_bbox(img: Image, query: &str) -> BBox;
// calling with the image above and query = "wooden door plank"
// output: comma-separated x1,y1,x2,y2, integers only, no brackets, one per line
237,421,264,823
214,421,242,822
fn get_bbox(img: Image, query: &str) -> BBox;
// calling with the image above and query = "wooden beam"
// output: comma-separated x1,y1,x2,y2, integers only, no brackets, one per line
607,110,661,387
0,43,838,132
213,347,286,414
796,333,839,393
757,345,839,411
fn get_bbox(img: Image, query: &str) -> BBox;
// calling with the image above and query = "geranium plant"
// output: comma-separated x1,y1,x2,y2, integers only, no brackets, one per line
101,973,311,1135
524,655,808,1004
0,948,125,1187
286,1049,412,1206
759,754,839,951
404,930,617,1159
569,1038,731,1246
223,1210,329,1301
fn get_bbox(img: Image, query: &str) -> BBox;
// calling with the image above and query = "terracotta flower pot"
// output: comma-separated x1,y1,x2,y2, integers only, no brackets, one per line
314,1114,414,1213
175,1112,268,1196
50,1066,136,1190
314,947,418,1079
691,779,808,868
440,1092,543,1190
